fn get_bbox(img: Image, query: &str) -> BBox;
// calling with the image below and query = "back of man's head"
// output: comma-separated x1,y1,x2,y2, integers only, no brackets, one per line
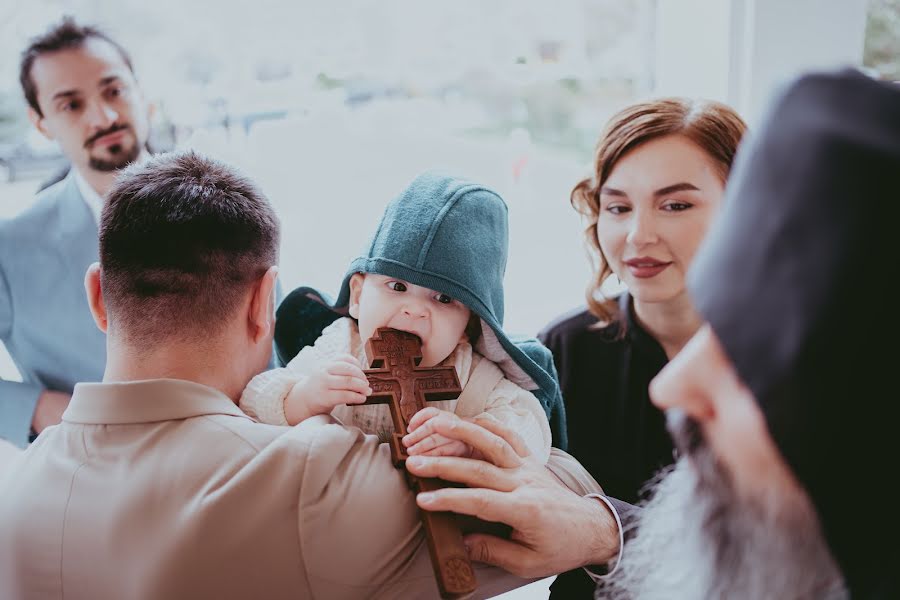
100,151,280,346
20,16,134,117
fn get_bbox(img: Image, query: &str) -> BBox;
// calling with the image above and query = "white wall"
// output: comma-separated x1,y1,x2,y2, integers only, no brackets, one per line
653,0,733,101
653,0,870,124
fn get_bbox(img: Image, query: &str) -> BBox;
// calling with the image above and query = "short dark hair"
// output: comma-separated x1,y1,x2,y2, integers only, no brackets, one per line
20,16,135,117
100,152,280,345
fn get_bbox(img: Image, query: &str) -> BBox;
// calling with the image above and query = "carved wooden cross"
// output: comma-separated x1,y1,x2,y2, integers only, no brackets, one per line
362,327,477,599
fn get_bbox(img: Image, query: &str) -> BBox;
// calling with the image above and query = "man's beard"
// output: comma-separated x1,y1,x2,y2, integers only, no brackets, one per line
86,125,142,172
598,414,846,600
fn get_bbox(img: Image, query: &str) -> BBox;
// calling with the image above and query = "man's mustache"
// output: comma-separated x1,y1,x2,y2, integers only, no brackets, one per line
84,123,130,149
666,409,737,499
666,408,704,458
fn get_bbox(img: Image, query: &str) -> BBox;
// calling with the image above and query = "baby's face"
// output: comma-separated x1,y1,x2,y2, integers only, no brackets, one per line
348,274,472,367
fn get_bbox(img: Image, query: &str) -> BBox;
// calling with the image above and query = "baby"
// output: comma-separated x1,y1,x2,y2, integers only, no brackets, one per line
240,173,566,461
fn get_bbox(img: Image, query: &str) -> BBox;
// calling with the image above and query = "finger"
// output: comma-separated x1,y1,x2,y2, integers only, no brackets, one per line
402,409,453,446
405,412,522,468
327,374,372,395
402,415,444,447
327,360,370,381
406,433,453,455
338,391,369,405
407,455,517,492
421,441,470,458
415,486,525,522
406,407,442,432
463,534,544,578
470,416,530,459
332,354,363,368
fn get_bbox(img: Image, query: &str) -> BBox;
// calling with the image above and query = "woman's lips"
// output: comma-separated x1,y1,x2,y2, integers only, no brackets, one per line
624,257,672,279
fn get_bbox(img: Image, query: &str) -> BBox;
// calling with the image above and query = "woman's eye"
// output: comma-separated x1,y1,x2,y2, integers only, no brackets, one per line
387,281,407,292
605,204,630,215
662,201,693,212
435,293,453,304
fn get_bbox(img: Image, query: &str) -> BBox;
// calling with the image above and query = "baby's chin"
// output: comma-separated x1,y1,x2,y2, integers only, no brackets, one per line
419,344,454,368
418,356,439,368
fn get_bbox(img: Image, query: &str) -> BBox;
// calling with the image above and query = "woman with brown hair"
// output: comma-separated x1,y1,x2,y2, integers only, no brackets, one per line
538,97,747,598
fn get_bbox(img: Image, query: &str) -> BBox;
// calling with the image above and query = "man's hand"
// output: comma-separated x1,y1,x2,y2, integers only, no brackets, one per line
31,390,71,433
403,407,475,457
403,411,620,578
284,355,371,425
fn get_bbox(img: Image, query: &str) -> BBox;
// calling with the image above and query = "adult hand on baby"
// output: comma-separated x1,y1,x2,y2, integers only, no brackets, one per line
404,411,621,578
284,354,372,425
403,407,476,457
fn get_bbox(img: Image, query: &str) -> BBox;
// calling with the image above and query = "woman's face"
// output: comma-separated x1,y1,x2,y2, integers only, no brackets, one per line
596,134,725,305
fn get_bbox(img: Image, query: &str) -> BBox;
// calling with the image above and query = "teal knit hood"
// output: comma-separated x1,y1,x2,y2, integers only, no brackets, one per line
274,172,566,448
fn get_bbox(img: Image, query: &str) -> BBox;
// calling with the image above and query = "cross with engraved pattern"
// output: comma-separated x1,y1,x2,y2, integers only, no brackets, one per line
362,327,463,465
361,327,477,599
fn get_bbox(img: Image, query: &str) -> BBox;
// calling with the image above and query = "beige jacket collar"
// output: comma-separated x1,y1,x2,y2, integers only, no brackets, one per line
64,379,250,424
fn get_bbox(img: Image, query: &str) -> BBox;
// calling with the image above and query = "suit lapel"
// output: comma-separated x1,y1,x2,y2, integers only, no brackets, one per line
56,173,100,269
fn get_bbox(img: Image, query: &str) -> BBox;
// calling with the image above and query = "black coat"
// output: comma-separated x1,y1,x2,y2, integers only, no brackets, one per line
539,293,672,599
688,69,900,599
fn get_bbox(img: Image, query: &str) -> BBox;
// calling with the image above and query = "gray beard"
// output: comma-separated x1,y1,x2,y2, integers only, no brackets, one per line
597,424,847,600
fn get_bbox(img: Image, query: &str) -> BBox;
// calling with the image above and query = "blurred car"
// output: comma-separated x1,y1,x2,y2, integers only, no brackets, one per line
0,138,68,184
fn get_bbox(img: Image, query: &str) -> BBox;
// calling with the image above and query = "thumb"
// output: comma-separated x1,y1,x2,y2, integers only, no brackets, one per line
464,533,538,578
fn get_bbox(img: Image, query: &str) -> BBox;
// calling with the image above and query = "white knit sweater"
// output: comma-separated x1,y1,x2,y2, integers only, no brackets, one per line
240,318,551,463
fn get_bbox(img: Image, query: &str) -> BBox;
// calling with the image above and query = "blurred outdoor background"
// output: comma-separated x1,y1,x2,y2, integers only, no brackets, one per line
0,1,897,597
1,1,897,354
2,0,897,336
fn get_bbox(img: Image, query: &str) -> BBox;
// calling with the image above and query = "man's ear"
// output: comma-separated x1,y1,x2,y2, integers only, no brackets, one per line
348,273,364,319
27,107,53,140
84,263,108,333
249,266,279,343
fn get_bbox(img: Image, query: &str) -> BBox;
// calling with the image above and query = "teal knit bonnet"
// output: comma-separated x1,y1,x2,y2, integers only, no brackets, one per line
275,172,567,448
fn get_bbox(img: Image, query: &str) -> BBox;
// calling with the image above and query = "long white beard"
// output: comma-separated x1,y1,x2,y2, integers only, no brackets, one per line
598,449,847,599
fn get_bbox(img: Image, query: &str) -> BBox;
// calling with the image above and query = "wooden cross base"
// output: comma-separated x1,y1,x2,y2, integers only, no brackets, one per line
362,328,477,599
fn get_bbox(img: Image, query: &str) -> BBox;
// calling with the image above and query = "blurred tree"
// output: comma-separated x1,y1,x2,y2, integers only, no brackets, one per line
0,90,27,143
864,0,900,80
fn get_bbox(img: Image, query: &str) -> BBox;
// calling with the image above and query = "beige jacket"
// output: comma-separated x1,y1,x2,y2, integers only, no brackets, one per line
241,318,552,462
0,378,552,600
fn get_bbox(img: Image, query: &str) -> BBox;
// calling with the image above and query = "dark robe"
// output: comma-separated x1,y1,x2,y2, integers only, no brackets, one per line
689,69,900,599
539,293,673,599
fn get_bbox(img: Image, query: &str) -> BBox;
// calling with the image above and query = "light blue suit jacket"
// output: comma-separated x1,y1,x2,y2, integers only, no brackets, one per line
0,173,106,447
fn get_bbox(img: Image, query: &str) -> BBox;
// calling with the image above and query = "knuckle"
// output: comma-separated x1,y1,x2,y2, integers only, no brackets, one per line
520,557,538,577
472,493,488,515
472,541,490,563
519,503,539,523
490,437,506,457
424,457,445,475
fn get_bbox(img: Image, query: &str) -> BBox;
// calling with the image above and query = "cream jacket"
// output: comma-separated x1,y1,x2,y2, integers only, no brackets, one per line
241,318,552,462
0,379,552,599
